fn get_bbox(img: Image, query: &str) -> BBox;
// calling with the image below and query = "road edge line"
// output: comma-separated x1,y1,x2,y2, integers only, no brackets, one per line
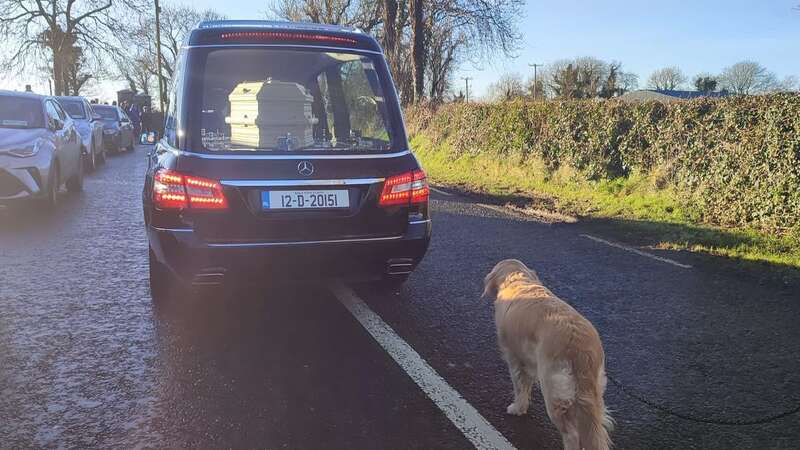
580,233,693,269
330,282,517,450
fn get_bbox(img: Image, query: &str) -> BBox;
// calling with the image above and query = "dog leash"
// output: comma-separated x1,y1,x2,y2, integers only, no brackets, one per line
606,373,800,426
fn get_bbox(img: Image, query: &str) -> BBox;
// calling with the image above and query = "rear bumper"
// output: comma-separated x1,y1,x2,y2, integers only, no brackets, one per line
103,133,120,150
148,219,431,284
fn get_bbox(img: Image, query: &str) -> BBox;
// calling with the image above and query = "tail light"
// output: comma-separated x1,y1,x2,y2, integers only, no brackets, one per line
379,170,429,207
153,169,228,210
219,31,359,46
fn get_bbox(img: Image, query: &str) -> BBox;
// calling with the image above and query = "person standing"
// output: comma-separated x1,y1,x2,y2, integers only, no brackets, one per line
127,102,142,139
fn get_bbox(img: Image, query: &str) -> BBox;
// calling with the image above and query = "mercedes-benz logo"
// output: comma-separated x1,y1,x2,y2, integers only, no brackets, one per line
297,161,314,176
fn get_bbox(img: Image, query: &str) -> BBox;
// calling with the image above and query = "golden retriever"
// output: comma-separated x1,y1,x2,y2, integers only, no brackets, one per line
483,259,613,450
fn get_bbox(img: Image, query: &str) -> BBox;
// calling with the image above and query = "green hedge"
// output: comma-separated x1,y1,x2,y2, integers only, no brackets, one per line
405,95,800,232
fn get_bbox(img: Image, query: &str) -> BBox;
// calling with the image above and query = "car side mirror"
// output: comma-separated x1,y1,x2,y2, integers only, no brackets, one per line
49,118,63,131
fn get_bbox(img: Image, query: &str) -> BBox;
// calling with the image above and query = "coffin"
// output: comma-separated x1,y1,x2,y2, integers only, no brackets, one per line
225,80,318,149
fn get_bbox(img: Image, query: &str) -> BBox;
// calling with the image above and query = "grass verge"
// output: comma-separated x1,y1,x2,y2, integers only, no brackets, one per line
412,134,800,271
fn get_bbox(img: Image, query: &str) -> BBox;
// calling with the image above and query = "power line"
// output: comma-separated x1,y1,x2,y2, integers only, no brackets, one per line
529,63,542,100
462,77,472,102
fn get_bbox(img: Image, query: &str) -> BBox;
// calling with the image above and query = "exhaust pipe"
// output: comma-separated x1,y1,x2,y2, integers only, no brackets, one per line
386,258,415,275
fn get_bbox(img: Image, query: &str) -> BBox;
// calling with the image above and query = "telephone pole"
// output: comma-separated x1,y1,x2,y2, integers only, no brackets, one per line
154,0,165,113
529,63,542,100
462,77,472,102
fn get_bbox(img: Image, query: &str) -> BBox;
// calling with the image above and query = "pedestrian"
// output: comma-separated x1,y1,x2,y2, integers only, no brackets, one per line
127,102,142,139
141,105,152,143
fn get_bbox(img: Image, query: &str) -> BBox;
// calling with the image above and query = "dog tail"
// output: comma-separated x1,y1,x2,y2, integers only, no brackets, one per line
574,352,614,450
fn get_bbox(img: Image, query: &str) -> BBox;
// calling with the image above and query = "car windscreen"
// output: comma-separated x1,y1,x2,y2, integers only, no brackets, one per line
0,97,44,129
58,99,87,119
94,107,119,121
187,48,395,153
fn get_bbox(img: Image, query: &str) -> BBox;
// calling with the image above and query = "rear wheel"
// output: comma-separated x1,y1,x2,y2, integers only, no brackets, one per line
66,154,84,192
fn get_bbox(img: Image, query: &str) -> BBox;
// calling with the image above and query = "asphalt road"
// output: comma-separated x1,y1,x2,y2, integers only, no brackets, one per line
1,146,799,449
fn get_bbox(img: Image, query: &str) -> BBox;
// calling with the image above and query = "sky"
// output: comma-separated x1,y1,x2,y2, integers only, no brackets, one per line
2,0,799,100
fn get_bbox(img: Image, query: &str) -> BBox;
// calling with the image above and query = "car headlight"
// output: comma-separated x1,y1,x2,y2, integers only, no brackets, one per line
6,145,38,158
103,129,116,135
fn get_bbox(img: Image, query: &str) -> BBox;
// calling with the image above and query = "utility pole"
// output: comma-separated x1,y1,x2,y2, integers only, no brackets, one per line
529,63,542,100
462,77,472,102
154,0,165,113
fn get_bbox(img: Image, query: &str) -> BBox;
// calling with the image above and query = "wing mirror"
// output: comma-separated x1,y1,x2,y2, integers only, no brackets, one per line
49,118,64,131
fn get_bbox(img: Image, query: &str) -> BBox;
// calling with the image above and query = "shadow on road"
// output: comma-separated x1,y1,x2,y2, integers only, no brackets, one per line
144,283,467,449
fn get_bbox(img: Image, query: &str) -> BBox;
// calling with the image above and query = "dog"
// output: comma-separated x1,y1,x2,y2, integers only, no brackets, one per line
483,259,613,450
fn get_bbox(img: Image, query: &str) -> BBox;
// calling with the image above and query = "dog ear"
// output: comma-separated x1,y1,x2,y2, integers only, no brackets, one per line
482,265,500,300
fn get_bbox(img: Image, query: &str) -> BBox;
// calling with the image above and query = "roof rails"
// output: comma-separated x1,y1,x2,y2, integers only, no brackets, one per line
197,20,361,34
188,20,380,52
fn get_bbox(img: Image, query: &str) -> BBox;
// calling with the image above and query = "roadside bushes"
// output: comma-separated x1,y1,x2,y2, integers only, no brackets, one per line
405,95,800,231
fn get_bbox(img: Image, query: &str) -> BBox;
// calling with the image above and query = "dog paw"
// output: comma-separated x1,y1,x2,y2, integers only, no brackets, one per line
506,402,528,416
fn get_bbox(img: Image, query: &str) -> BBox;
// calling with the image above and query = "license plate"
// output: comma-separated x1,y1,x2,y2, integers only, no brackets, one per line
262,190,349,209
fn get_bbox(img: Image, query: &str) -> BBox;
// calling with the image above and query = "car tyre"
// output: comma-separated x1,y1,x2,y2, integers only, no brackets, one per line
41,165,59,210
85,144,97,172
66,154,84,192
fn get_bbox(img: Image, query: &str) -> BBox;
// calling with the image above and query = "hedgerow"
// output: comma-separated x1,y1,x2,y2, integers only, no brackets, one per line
405,95,800,231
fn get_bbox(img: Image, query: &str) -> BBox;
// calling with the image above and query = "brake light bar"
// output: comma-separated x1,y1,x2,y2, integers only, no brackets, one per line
153,169,228,210
379,170,429,207
219,31,359,46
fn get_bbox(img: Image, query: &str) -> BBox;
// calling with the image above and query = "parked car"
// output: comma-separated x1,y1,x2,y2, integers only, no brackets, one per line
56,96,105,171
143,20,431,299
93,105,135,153
0,90,84,209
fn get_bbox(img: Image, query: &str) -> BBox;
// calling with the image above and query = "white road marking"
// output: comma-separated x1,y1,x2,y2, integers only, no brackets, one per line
580,234,693,269
330,282,517,450
430,186,454,196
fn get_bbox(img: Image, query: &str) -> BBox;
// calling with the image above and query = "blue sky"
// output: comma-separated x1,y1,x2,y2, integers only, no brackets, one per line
194,0,800,97
3,0,799,99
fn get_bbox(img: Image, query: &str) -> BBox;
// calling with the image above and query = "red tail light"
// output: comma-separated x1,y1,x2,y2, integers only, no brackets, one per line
379,170,429,207
219,31,359,46
153,169,228,210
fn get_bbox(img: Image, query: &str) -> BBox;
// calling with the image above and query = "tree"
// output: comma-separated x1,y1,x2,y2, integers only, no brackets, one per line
411,0,425,102
619,71,639,93
486,73,525,101
426,24,463,102
115,4,224,108
647,66,686,90
718,61,779,95
525,76,545,100
268,0,524,104
0,0,139,96
544,57,635,99
693,74,718,93
776,75,798,92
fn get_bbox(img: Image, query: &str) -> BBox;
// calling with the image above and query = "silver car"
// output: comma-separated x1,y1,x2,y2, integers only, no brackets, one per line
0,91,84,209
56,96,106,172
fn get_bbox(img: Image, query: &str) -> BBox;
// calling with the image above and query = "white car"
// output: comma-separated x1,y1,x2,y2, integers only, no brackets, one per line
0,90,84,210
56,96,106,172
